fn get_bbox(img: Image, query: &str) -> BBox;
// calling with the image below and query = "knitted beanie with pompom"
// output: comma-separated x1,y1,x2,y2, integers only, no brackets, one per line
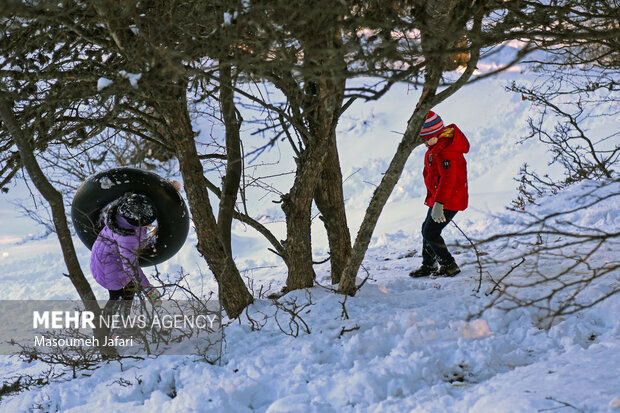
420,111,444,139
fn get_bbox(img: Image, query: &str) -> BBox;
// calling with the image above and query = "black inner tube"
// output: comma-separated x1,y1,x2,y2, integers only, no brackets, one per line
71,167,189,266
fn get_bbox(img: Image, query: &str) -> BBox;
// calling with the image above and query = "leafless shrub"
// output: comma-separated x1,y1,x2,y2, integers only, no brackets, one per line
243,305,270,333
273,290,313,337
0,368,62,401
9,329,122,379
127,270,224,361
510,41,619,210
470,179,620,328
243,271,276,300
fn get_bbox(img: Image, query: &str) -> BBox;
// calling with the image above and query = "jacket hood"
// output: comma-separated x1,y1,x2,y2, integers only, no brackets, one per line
445,124,470,154
105,203,138,236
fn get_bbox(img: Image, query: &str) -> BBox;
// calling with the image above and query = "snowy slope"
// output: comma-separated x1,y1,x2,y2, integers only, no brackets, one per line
1,64,619,411
0,180,619,412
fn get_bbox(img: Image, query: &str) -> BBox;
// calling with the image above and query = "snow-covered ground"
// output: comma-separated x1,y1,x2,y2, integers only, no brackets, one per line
0,71,619,412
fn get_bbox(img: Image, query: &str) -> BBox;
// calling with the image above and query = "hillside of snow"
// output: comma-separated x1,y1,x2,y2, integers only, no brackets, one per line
1,179,619,412
0,69,619,412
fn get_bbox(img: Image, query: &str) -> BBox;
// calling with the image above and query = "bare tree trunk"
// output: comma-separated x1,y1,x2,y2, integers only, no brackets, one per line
0,92,116,358
283,25,347,291
282,143,329,290
160,91,252,318
217,61,242,256
314,129,351,284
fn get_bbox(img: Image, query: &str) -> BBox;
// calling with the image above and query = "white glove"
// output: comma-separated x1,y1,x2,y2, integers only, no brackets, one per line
431,202,446,223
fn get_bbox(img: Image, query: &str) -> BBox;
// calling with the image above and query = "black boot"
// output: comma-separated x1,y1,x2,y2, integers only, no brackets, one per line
437,261,461,277
409,263,438,278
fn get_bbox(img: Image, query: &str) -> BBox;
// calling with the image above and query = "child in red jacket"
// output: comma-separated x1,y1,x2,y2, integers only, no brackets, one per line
410,111,469,278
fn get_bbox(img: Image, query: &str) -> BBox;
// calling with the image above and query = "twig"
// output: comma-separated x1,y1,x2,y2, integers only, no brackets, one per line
538,396,582,412
338,324,360,338
340,294,349,320
313,255,331,265
451,221,484,292
273,294,312,337
488,258,526,295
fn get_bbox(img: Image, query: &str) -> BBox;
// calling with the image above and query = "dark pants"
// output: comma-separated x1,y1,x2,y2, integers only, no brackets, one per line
103,281,136,319
421,207,457,266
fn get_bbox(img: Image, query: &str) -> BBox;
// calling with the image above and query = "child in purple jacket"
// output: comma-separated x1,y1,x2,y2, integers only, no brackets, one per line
90,193,161,317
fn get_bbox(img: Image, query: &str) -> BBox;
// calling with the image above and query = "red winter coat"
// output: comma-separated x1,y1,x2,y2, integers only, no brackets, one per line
423,124,469,211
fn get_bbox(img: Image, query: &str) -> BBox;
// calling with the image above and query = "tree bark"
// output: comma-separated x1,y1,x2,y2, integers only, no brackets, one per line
0,92,116,359
282,143,328,290
314,129,351,284
159,90,252,318
217,61,242,256
283,25,347,291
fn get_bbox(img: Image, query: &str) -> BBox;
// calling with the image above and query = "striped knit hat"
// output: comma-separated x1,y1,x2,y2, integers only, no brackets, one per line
420,111,444,139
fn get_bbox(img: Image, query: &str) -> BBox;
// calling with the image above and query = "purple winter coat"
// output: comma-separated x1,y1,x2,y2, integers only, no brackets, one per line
90,215,151,290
